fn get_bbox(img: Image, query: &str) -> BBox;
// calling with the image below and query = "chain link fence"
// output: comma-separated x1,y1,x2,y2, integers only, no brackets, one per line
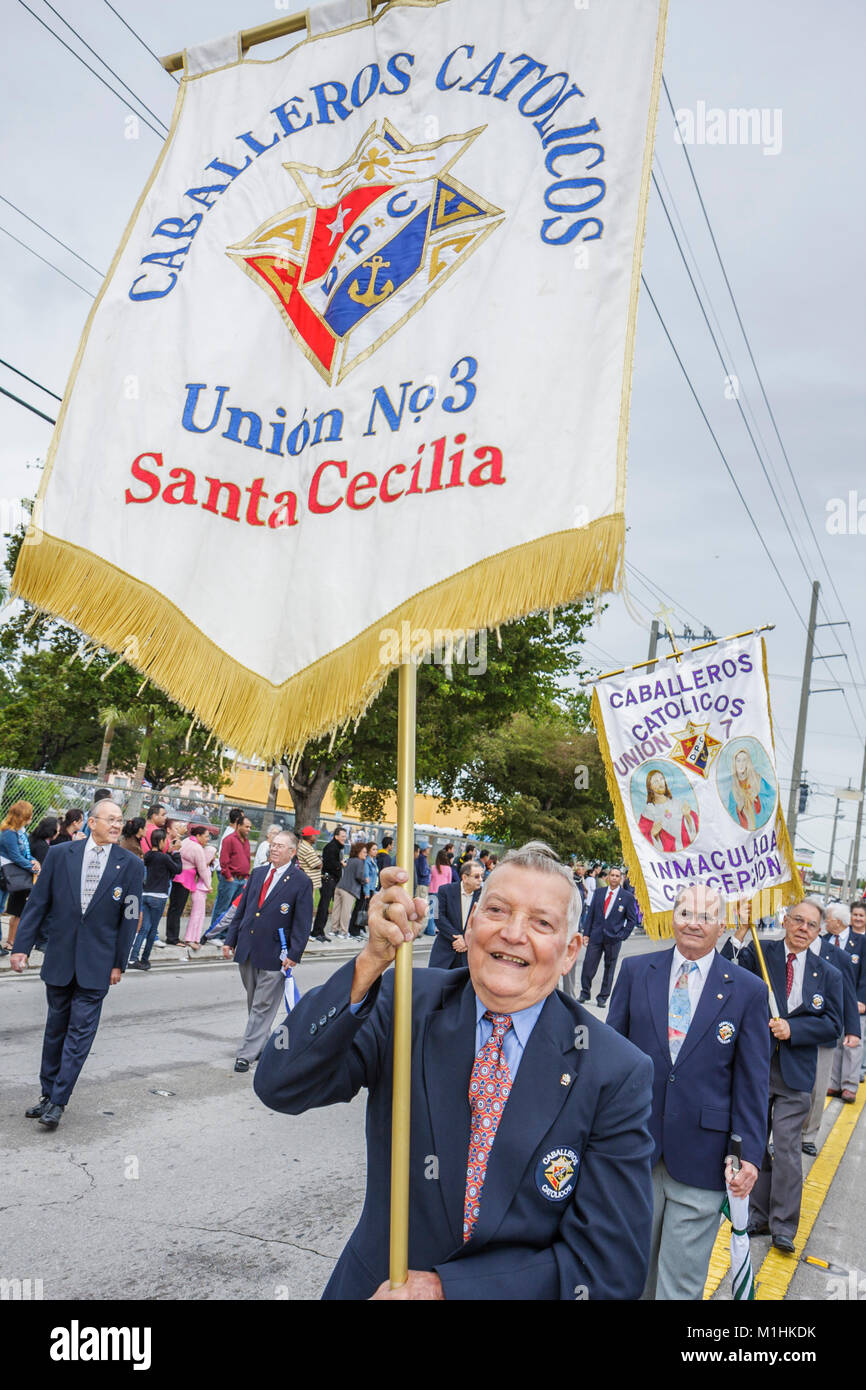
0,766,505,859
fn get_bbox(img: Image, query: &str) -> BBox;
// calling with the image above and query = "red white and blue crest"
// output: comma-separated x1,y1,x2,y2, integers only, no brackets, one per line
227,119,504,385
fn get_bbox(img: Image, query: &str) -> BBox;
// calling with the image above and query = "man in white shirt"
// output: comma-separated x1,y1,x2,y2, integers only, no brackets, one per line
608,882,770,1295
222,831,313,1072
11,800,144,1130
722,900,843,1250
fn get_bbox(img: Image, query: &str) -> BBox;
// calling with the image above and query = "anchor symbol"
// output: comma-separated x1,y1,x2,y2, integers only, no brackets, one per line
347,253,394,307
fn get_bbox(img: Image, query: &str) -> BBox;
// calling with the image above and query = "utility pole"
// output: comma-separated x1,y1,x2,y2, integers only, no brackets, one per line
849,737,866,900
842,837,856,900
787,580,820,845
647,620,659,674
825,791,844,906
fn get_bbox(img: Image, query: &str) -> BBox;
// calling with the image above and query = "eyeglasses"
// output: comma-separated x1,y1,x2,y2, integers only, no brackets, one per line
673,914,718,926
786,913,819,929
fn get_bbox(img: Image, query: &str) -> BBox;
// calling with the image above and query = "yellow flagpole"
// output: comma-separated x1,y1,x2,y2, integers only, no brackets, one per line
389,659,416,1287
747,922,781,1020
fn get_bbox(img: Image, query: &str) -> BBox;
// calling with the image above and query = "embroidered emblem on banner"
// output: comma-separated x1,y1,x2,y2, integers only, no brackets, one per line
669,721,722,779
536,1146,579,1202
717,1020,735,1044
227,119,504,385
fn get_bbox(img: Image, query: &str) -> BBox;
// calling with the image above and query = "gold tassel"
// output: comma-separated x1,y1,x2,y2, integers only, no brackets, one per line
12,514,624,760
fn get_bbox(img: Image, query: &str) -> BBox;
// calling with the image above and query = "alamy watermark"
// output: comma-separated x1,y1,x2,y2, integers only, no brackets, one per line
826,492,866,535
674,102,782,156
379,622,487,675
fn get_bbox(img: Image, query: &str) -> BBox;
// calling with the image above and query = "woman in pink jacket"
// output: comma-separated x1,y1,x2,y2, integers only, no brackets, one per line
180,825,213,951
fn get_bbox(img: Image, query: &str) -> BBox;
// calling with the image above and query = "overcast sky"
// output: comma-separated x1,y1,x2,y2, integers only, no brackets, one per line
1,0,864,873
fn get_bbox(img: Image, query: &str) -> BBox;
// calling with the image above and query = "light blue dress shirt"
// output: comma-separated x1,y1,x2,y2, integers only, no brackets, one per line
474,993,546,1081
351,989,548,1072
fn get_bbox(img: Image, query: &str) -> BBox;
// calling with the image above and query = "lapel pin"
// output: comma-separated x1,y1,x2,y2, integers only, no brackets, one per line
717,993,723,999
559,1073,571,1087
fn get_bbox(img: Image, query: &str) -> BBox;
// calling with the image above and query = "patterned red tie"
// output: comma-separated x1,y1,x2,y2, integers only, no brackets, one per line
604,891,612,915
257,867,275,908
464,1011,512,1243
786,951,795,998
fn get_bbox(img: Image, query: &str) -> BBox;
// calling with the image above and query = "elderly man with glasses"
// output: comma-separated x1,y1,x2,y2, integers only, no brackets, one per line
607,881,770,1298
10,799,144,1130
722,898,843,1252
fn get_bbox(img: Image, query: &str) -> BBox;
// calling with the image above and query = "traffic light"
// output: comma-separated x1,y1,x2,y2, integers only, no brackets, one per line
798,781,809,813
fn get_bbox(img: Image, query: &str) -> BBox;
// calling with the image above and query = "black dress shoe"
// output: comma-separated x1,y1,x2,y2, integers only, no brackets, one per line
772,1233,795,1254
25,1094,51,1118
38,1102,65,1130
234,1058,250,1073
801,1141,818,1156
578,994,590,1003
747,1224,770,1236
595,998,608,1007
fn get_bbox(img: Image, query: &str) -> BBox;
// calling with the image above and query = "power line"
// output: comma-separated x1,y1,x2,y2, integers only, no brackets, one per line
0,193,104,278
16,0,166,140
102,0,179,83
0,222,96,297
0,357,61,401
0,383,56,425
652,155,815,566
661,73,866,736
650,169,815,597
641,273,808,635
40,0,170,134
625,560,712,634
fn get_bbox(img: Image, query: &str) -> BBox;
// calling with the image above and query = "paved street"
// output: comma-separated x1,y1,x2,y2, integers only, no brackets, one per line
2,934,864,1301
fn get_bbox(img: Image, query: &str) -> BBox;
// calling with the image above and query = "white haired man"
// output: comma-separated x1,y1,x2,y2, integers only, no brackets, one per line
222,831,313,1073
608,882,770,1297
820,902,863,1106
722,898,843,1251
254,841,655,1299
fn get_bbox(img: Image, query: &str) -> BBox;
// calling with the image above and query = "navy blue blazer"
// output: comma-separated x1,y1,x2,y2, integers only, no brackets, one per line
429,882,480,969
584,886,638,943
255,960,654,1300
720,938,844,1092
607,946,770,1187
225,861,313,969
14,840,144,991
816,938,860,1035
842,932,866,1007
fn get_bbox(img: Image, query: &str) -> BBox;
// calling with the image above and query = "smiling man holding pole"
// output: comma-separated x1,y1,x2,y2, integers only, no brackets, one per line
255,841,655,1300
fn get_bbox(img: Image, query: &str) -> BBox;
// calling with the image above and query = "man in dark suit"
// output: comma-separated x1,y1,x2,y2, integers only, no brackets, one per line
255,841,655,1300
428,858,483,969
10,799,144,1130
579,866,637,1007
310,825,346,942
825,903,866,1101
223,830,313,1072
721,899,843,1251
608,882,770,1298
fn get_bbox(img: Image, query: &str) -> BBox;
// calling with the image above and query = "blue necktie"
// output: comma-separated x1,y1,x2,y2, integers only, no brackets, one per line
668,961,696,1061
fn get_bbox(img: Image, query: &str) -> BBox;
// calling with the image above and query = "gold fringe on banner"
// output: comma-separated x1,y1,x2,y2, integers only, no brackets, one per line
14,513,624,760
590,635,802,939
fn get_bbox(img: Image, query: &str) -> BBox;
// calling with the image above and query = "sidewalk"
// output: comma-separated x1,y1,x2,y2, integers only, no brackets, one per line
0,926,435,976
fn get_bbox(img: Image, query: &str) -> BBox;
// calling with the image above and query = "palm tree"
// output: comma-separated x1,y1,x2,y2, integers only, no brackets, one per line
96,704,126,780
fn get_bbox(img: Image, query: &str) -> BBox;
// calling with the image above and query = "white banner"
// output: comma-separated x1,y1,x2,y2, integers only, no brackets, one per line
591,634,800,933
16,0,667,757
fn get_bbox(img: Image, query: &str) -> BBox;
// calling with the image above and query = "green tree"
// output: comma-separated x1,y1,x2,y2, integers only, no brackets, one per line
277,604,601,827
457,709,622,861
0,521,230,794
